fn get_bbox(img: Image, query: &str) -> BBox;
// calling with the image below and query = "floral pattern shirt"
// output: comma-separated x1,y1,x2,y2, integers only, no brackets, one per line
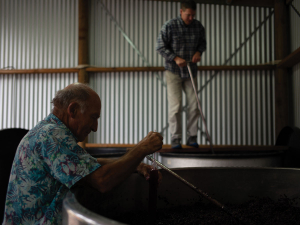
3,114,101,225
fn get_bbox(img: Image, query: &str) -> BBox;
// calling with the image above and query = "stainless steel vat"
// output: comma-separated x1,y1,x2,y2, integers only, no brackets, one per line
86,148,285,168
63,167,300,225
62,192,125,225
159,151,284,168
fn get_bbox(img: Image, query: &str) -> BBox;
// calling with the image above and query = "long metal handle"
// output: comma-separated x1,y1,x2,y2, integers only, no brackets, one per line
146,155,249,224
146,155,224,209
187,63,214,154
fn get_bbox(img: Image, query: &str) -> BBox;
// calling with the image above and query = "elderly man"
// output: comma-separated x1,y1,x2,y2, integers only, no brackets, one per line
3,83,163,225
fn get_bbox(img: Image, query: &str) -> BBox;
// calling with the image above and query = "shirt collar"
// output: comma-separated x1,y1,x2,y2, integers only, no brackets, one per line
45,113,79,142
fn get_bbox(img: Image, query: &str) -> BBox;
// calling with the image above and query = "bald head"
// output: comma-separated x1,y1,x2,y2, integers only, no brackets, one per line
51,83,101,141
51,83,99,113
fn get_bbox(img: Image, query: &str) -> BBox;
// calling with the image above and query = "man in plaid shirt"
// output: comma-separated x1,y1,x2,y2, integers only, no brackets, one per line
156,0,206,149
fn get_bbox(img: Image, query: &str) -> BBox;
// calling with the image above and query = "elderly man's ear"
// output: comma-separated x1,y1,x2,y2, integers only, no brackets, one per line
67,102,80,118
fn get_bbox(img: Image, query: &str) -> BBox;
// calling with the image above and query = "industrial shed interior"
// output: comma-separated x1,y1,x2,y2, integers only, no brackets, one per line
1,0,300,145
1,0,300,224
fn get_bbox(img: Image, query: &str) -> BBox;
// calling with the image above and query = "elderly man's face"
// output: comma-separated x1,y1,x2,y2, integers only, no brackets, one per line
73,93,101,142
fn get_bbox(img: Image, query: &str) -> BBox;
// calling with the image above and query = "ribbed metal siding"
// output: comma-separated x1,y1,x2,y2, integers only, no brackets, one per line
0,73,78,130
290,0,300,128
89,71,169,144
88,1,276,145
90,0,274,67
89,70,275,145
0,0,78,69
292,63,300,128
0,0,277,145
290,0,300,52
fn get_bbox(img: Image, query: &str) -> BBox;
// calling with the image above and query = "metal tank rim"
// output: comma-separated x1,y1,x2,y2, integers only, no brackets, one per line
63,167,300,225
159,150,284,158
62,191,126,225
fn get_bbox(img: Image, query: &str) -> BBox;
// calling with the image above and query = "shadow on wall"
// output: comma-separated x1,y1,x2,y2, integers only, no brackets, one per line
0,128,29,222
276,126,300,168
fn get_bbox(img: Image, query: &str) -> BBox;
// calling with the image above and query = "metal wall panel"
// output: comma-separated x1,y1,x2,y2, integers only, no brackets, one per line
292,63,300,128
0,0,78,69
88,71,169,144
89,70,275,145
290,0,300,52
0,73,78,130
0,0,277,146
88,0,276,145
290,0,300,128
90,0,275,67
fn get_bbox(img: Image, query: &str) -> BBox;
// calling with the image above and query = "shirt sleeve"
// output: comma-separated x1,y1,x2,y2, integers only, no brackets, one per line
39,127,101,189
197,24,207,55
156,23,177,61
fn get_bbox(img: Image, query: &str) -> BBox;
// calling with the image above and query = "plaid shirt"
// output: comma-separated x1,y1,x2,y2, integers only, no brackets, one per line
156,16,206,78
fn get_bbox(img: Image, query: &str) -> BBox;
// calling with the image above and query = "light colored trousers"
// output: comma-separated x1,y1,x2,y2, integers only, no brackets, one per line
165,70,200,140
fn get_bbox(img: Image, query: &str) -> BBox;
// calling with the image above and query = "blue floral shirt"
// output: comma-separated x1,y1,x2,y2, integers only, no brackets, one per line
3,114,101,225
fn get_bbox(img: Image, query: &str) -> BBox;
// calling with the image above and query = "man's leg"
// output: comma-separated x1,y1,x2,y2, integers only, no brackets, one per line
165,70,183,148
183,76,200,147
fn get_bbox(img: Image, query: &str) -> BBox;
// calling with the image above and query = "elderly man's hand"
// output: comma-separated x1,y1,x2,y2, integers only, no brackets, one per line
136,131,163,155
137,163,163,184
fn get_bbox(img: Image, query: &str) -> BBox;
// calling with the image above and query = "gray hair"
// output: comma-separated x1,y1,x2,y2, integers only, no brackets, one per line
51,83,92,113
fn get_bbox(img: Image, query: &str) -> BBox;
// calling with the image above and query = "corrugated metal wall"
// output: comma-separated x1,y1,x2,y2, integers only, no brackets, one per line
0,0,78,69
293,64,300,128
0,0,277,145
88,0,276,145
0,73,78,130
290,0,300,52
89,69,275,145
0,0,79,131
290,0,300,128
90,0,275,67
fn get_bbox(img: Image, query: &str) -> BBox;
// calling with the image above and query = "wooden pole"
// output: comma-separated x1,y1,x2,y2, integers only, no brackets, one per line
78,0,89,148
274,0,290,138
78,68,89,84
277,47,300,68
78,0,89,83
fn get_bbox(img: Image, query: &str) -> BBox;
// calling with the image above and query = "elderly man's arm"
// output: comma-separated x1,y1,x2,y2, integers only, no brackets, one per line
95,159,162,183
79,131,163,193
96,158,115,165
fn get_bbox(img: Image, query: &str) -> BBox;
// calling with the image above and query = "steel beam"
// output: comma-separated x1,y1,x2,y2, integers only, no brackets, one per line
151,0,275,8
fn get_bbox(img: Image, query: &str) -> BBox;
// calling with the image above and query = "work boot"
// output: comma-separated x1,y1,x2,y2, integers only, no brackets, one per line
187,136,199,148
171,138,182,149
